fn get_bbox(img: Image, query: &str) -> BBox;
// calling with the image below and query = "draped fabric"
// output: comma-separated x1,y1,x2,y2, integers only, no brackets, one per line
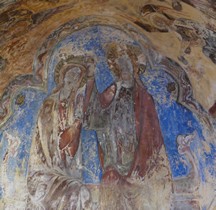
26,78,171,209
129,82,164,177
26,91,91,210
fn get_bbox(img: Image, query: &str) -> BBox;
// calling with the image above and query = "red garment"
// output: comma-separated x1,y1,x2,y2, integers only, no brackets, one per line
129,82,163,177
97,80,164,180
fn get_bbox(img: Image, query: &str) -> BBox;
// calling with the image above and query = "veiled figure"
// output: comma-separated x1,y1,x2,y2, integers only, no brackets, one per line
26,64,91,209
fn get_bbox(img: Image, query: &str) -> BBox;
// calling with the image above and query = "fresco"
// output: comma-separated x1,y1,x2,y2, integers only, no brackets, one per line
0,1,215,209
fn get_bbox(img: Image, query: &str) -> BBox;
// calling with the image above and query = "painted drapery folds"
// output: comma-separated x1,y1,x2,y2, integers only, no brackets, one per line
0,10,215,210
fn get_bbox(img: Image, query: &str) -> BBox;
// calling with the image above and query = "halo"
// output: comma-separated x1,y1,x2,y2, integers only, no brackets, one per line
54,55,87,85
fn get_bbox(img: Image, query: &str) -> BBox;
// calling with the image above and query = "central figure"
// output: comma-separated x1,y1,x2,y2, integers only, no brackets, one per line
83,45,164,183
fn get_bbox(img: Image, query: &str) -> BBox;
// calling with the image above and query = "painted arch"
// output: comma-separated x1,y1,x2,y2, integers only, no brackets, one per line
0,15,215,210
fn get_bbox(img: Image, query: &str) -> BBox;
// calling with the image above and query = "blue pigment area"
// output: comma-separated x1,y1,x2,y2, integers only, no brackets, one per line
204,143,216,177
95,60,114,93
140,66,206,180
0,89,46,184
81,129,102,184
0,25,214,195
47,26,136,94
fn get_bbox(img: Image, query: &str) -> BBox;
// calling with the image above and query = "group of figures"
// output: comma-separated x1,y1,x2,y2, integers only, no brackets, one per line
0,19,214,209
26,44,173,209
21,19,214,209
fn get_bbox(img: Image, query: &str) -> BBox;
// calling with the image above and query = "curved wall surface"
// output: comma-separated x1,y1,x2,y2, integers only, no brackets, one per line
0,1,216,209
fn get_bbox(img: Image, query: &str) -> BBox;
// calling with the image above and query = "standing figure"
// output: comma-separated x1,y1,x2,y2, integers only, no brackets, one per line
86,45,165,181
84,45,172,209
26,64,91,209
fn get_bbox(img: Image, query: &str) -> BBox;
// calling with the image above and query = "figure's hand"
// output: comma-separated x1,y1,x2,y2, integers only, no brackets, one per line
98,84,116,108
102,167,121,184
102,167,131,186
59,119,82,157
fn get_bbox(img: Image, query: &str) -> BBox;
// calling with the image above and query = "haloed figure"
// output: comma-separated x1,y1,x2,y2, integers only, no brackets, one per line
26,64,91,210
85,44,165,183
82,45,172,209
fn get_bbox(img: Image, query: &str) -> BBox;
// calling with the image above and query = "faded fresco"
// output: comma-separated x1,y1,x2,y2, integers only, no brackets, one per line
0,1,216,210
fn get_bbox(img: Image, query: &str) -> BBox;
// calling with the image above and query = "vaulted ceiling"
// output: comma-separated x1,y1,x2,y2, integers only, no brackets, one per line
0,0,216,114
0,1,216,209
